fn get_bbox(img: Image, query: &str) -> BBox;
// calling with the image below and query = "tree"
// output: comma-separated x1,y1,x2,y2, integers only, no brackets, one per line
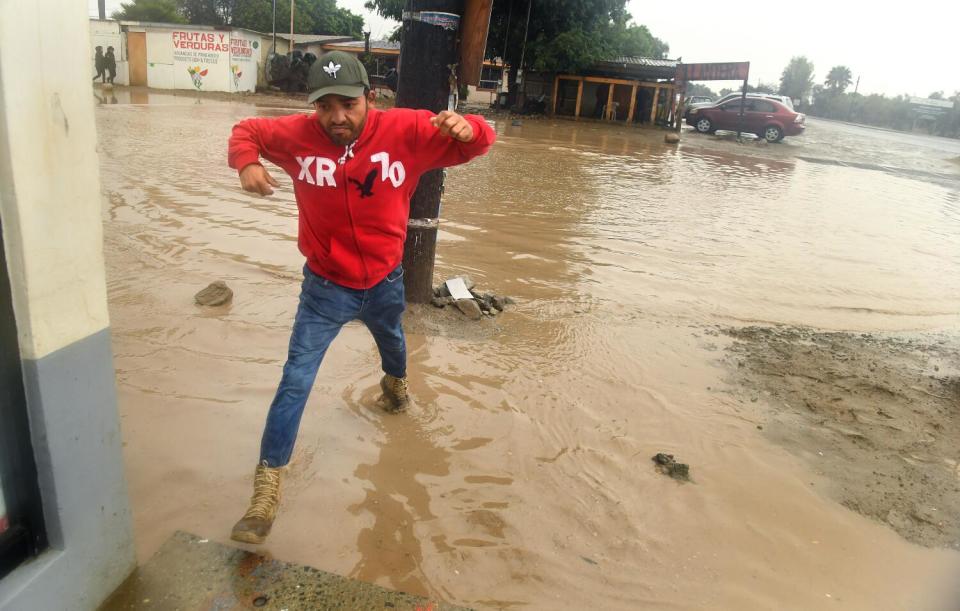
779,56,815,106
112,0,186,23
686,83,717,98
366,0,669,106
178,0,230,25
178,0,364,37
608,23,668,60
364,0,401,19
751,81,778,94
824,65,852,93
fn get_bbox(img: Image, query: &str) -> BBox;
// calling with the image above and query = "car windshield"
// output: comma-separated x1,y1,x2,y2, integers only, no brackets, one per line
714,93,795,110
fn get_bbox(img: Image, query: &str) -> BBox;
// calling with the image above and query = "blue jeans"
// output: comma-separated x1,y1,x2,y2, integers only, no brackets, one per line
259,264,407,467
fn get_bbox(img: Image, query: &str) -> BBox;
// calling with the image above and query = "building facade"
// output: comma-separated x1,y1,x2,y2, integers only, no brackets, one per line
90,19,273,93
2,3,135,609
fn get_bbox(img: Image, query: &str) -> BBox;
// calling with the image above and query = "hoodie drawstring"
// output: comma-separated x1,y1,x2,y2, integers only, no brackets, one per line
338,141,356,166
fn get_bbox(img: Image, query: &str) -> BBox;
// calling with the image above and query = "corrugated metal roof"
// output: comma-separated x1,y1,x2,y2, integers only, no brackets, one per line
327,39,401,51
602,56,679,68
273,33,355,44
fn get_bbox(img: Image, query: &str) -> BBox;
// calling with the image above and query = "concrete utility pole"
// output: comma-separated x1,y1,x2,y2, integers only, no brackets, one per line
395,0,464,303
289,0,295,50
848,75,860,121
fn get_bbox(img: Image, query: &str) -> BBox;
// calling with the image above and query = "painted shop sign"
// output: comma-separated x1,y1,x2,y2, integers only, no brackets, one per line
171,30,229,91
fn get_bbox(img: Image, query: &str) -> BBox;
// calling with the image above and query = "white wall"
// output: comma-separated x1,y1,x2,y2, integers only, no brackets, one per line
170,28,231,91
466,86,497,105
4,10,112,360
146,30,175,90
229,30,262,93
88,21,273,93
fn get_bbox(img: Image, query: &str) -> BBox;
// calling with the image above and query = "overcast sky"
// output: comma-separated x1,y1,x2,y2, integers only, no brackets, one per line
91,0,959,98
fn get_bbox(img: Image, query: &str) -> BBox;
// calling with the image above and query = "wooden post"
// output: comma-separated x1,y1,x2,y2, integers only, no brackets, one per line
650,87,660,124
574,78,583,119
675,80,685,132
605,83,615,121
668,85,677,127
675,92,685,132
458,0,493,86
551,75,559,115
737,72,748,141
396,0,465,303
627,83,638,123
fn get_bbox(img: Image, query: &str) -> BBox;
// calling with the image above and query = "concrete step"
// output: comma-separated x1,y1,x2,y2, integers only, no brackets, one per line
100,531,471,611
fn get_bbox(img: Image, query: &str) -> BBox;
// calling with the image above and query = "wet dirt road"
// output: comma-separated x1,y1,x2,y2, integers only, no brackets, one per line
95,90,960,610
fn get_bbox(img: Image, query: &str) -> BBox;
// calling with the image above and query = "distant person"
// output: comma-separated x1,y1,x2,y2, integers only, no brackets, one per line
105,46,117,84
225,51,495,544
93,46,105,83
594,84,608,119
384,67,398,92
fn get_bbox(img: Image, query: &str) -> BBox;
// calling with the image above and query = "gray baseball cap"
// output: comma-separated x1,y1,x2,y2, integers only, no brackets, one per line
307,51,370,103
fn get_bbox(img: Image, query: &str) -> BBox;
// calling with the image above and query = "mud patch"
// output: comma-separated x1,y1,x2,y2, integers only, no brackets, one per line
723,326,960,549
402,303,506,341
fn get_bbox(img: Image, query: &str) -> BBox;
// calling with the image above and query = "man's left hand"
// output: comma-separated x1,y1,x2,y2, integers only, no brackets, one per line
430,111,474,143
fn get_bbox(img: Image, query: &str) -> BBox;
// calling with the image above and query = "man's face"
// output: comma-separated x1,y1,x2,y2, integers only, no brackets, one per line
314,91,376,146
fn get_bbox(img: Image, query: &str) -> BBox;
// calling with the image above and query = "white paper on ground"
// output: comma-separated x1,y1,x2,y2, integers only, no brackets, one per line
445,277,473,301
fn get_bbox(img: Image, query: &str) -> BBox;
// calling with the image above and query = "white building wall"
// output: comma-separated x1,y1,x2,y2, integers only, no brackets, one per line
229,30,262,93
0,3,134,609
8,20,112,360
146,30,175,90
92,21,267,93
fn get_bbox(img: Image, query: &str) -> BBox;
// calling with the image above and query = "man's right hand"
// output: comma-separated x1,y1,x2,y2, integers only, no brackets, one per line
239,163,280,196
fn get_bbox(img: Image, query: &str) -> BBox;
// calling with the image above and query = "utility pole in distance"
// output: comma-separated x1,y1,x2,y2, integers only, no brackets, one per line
395,0,464,303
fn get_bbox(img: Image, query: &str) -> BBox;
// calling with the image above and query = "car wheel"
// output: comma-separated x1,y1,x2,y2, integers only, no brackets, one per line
763,125,783,142
695,117,713,134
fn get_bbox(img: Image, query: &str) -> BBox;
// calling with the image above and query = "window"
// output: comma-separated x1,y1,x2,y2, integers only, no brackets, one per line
752,100,776,112
366,55,396,79
478,64,502,91
721,100,743,112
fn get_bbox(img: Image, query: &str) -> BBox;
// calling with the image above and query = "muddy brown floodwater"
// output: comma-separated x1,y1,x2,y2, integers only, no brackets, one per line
95,89,960,610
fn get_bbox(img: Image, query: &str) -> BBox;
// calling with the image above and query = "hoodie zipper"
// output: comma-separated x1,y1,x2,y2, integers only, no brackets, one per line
340,144,369,287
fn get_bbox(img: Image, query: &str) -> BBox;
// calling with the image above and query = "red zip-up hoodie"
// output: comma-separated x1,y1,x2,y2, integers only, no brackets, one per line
228,107,495,289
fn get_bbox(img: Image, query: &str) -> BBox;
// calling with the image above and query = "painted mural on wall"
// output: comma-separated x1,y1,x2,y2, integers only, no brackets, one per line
229,31,261,93
172,30,229,91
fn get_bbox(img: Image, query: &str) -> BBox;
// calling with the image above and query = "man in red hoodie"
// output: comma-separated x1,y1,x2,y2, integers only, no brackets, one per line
227,50,495,544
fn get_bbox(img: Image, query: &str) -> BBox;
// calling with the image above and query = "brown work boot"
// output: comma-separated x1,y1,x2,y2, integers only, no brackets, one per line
380,374,409,413
231,462,282,544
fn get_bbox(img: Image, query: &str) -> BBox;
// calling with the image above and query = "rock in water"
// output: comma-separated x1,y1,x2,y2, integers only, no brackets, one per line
652,452,690,481
195,281,233,306
664,133,680,144
455,298,483,320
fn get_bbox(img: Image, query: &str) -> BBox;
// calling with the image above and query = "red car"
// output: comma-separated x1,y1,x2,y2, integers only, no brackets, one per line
686,97,805,142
